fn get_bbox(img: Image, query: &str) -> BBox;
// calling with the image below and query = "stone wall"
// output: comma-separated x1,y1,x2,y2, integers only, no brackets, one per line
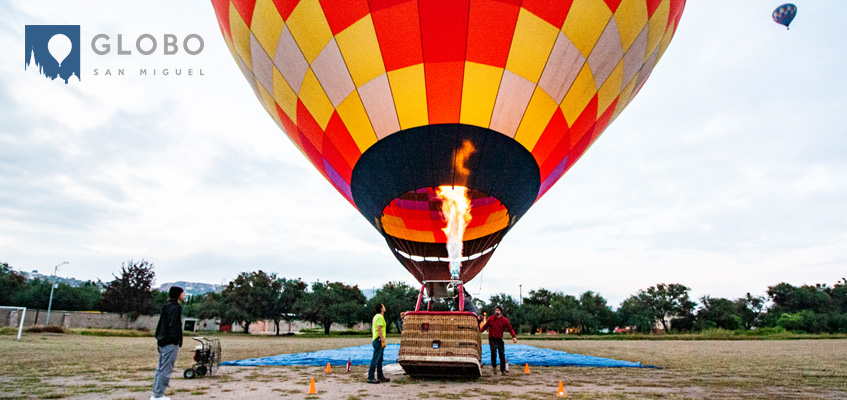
1,308,366,334
0,308,216,331
228,319,369,334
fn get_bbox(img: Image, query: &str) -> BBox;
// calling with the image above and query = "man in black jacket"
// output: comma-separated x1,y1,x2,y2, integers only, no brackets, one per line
151,286,184,400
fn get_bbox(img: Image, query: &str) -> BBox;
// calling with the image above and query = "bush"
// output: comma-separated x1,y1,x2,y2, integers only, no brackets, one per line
699,328,736,339
337,330,369,335
779,311,827,333
26,326,66,334
73,328,154,337
744,326,786,336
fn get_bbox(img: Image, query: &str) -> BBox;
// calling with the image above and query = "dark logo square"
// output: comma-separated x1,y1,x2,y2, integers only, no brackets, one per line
25,25,81,84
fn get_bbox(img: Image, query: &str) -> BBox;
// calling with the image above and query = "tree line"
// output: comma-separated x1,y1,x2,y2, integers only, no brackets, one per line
2,261,845,334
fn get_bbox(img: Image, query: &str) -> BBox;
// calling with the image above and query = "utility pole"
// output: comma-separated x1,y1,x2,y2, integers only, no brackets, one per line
519,284,522,306
45,261,68,326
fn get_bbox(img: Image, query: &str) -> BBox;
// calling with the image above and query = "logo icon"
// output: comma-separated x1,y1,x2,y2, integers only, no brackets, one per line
25,25,80,84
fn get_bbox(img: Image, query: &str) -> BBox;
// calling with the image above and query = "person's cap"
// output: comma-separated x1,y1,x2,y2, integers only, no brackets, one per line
169,286,184,299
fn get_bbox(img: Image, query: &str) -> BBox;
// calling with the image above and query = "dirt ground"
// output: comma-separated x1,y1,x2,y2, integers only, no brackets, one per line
1,334,846,399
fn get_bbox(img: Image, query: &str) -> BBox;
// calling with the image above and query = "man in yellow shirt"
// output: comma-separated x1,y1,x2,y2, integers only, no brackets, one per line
367,303,389,384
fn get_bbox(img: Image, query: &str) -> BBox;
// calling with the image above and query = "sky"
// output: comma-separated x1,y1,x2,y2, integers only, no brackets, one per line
1,1,845,308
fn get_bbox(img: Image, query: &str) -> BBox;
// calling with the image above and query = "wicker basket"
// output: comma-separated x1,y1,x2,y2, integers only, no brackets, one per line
398,311,482,378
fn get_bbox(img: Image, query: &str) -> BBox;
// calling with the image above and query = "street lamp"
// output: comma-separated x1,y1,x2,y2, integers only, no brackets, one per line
45,261,68,326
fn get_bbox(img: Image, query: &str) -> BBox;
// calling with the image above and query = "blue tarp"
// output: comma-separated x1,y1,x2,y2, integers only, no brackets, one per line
222,344,655,368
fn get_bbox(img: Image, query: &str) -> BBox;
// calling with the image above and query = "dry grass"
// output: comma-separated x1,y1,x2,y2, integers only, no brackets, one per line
0,334,845,399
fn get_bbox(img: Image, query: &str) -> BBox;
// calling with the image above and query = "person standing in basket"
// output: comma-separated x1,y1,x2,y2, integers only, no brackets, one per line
480,305,517,375
151,286,185,400
368,303,390,384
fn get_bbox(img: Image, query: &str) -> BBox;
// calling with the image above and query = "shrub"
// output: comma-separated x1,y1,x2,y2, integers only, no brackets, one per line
26,326,66,334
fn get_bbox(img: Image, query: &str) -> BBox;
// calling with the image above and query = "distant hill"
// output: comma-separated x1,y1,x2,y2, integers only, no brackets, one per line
21,270,98,288
157,281,223,297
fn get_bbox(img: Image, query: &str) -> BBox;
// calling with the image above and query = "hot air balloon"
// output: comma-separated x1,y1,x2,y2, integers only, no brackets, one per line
773,3,797,29
211,1,685,375
210,0,686,285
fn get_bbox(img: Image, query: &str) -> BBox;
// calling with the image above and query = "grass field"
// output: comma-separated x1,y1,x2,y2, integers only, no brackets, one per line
1,332,845,399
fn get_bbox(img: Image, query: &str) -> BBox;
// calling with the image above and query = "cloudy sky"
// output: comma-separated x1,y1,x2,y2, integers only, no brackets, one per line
1,1,844,307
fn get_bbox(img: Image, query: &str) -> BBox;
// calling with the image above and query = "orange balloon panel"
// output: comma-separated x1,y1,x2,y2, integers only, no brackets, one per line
382,187,509,243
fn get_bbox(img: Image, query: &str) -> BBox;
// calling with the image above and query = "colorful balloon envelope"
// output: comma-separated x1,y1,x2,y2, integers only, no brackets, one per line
772,3,797,29
210,0,686,283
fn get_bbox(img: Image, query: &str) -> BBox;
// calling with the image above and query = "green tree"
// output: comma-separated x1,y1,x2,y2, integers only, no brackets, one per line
695,296,742,331
618,284,695,333
521,289,559,334
296,281,366,335
152,290,170,311
549,293,579,333
483,293,519,316
97,260,156,320
0,263,26,306
617,293,655,333
221,270,281,334
274,278,306,335
765,280,847,333
482,293,520,331
643,283,695,333
367,282,418,333
576,291,615,334
184,292,227,321
48,281,102,311
734,293,765,330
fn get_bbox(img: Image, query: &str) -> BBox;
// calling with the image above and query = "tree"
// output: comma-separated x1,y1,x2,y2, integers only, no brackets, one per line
695,296,742,331
296,281,366,335
152,290,170,311
367,282,418,333
642,283,695,333
482,293,521,331
184,292,227,321
765,280,847,333
617,293,655,333
548,293,579,333
97,260,156,320
576,291,615,334
273,278,306,335
734,293,765,330
221,270,281,334
521,289,560,334
47,281,102,311
0,263,26,306
618,284,695,333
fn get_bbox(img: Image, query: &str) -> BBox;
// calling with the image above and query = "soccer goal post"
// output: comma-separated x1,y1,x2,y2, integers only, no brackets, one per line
0,306,26,340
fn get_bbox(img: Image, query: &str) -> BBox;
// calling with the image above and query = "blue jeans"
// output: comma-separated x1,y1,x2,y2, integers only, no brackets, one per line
152,344,179,397
368,338,384,380
489,338,505,372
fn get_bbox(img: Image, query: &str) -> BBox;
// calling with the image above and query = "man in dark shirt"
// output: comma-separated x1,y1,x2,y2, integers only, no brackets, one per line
151,286,184,400
480,305,517,375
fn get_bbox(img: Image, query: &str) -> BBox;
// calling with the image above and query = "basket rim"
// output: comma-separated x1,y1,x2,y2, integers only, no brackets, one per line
405,311,478,317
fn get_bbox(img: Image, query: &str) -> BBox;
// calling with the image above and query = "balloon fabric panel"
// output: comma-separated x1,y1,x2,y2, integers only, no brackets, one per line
466,0,520,68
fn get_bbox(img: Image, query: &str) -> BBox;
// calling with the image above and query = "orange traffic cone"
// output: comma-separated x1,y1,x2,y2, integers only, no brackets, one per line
557,380,566,397
325,362,331,373
524,363,530,374
308,378,316,394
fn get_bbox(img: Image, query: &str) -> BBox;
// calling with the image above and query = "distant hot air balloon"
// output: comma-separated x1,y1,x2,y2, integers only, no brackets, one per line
773,3,797,29
210,0,686,285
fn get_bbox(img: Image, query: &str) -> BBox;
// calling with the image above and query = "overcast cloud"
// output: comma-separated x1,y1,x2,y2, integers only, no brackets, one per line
1,1,844,307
